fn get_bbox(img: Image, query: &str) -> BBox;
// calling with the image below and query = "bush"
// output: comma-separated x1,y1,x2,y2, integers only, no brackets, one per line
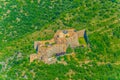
66,45,73,54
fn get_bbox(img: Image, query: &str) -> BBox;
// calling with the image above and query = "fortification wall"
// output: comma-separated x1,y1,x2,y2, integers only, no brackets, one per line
34,41,40,50
46,44,67,58
55,38,66,44
77,29,85,37
30,54,38,62
66,34,80,48
34,39,55,49
31,29,86,63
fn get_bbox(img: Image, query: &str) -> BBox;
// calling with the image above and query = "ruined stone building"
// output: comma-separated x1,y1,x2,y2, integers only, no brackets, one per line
30,29,88,64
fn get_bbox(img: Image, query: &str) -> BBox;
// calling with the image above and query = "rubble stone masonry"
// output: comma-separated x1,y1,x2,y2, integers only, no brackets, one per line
30,29,86,64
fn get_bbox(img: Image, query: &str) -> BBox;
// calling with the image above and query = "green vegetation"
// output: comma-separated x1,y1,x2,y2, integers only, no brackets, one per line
45,42,50,46
78,37,86,45
0,0,120,80
66,45,73,54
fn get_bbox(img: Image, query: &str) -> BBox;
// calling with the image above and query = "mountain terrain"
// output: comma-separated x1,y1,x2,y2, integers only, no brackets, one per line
0,0,120,80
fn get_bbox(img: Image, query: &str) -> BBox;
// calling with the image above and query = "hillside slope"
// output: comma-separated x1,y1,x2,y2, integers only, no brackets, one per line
0,0,120,80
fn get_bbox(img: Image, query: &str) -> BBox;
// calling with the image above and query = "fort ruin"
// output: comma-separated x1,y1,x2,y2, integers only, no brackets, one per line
30,29,88,64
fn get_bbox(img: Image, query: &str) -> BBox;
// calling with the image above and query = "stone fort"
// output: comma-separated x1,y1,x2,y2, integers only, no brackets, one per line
30,29,88,64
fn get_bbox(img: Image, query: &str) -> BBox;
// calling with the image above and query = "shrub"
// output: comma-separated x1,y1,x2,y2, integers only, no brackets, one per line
66,45,73,54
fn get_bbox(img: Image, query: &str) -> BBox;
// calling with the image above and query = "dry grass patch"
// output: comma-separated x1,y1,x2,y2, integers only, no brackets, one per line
65,69,75,78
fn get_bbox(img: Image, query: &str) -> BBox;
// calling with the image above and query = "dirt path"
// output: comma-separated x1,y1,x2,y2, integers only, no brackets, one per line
79,60,120,66
88,27,105,34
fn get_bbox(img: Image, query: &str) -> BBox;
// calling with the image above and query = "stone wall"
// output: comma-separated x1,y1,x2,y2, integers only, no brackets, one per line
46,44,67,58
55,37,66,44
34,39,55,50
30,54,38,62
34,41,40,50
37,47,47,60
77,29,85,37
30,29,86,63
66,34,80,48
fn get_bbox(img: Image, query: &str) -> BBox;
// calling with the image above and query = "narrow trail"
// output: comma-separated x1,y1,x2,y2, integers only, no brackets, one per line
88,15,119,35
79,60,120,66
88,27,105,35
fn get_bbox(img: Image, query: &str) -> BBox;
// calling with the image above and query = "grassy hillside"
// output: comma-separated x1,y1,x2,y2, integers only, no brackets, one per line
0,0,120,80
0,0,80,47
